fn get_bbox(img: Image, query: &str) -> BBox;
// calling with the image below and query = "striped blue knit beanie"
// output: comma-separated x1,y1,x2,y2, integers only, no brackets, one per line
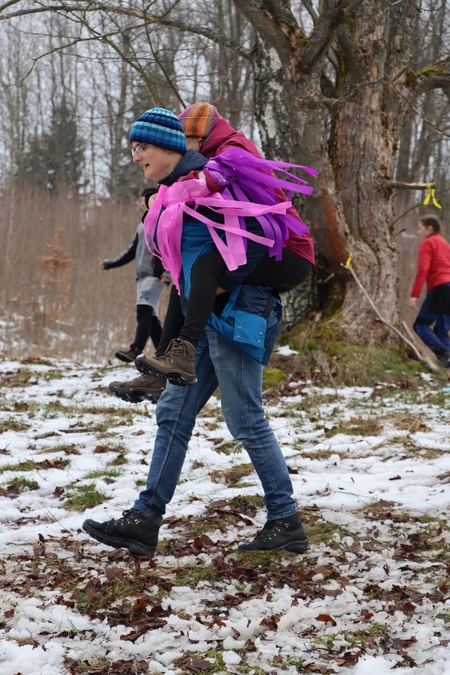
130,108,186,153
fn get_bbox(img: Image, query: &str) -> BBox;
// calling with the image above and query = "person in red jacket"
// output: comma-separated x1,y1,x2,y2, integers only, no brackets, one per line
409,215,450,367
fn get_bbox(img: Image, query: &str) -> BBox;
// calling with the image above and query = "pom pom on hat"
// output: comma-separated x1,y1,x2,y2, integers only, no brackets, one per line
130,108,186,153
179,102,220,139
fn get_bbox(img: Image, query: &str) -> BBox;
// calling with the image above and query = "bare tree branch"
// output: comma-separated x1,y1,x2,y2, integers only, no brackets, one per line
299,0,365,73
0,1,252,59
341,262,439,372
395,82,450,139
301,0,318,24
386,180,435,190
407,56,450,100
231,0,303,61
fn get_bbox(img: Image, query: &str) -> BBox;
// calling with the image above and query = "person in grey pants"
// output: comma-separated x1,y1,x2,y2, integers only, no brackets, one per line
101,187,169,363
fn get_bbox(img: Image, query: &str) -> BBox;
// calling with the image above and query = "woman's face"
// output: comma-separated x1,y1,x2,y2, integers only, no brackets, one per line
185,136,203,152
132,142,180,181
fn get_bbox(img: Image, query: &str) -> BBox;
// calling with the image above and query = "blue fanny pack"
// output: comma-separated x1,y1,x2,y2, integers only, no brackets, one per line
207,284,283,365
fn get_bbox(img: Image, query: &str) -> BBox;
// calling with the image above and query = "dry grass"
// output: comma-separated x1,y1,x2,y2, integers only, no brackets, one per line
0,187,170,363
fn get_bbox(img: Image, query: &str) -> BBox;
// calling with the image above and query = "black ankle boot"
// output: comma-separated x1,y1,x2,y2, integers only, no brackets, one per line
83,509,159,556
115,345,142,363
238,513,309,553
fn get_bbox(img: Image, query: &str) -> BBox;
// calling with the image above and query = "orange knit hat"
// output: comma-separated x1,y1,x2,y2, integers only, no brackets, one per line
179,102,220,139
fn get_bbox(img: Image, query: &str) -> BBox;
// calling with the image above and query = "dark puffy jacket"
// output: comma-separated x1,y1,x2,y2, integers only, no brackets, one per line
103,220,164,280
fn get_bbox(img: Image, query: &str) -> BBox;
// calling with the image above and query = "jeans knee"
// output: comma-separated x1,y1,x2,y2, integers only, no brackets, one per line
223,410,266,444
224,419,243,440
155,391,186,425
413,321,430,338
223,413,252,441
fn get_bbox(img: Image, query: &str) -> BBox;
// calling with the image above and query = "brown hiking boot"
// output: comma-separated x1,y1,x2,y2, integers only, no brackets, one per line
109,374,166,404
115,345,142,363
135,338,196,386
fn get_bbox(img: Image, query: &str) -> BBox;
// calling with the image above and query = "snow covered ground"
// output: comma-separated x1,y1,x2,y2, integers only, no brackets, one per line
0,356,449,674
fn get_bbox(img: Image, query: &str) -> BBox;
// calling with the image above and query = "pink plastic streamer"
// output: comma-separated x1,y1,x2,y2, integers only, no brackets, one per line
144,149,316,293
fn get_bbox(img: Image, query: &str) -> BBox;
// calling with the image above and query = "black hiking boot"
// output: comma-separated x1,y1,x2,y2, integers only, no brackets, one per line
109,374,166,404
83,509,159,556
135,338,197,386
238,513,309,554
115,345,142,363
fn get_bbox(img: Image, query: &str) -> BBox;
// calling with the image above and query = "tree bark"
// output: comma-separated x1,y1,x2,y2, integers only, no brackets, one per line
235,0,418,343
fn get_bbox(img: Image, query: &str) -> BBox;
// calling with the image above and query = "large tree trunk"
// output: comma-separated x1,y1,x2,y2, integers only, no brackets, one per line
235,0,417,343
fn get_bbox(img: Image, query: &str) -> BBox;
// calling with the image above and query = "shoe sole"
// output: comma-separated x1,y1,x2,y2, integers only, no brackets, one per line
238,540,310,554
115,355,136,363
108,383,161,404
135,357,196,387
82,522,156,557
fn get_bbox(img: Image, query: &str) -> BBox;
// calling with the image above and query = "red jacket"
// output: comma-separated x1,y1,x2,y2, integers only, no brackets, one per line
200,116,315,266
411,234,450,297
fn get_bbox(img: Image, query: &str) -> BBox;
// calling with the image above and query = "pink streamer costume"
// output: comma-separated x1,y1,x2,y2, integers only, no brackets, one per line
144,148,317,294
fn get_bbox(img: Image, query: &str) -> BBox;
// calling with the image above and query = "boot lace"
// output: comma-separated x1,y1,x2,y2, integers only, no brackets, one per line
255,519,289,542
117,509,143,527
166,339,184,356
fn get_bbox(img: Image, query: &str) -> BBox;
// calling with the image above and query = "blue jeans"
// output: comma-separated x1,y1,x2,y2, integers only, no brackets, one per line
133,326,297,524
414,288,450,354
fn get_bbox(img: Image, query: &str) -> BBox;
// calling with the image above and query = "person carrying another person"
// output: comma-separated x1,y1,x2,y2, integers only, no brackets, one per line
83,106,314,557
110,102,314,400
409,215,450,368
130,106,315,386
